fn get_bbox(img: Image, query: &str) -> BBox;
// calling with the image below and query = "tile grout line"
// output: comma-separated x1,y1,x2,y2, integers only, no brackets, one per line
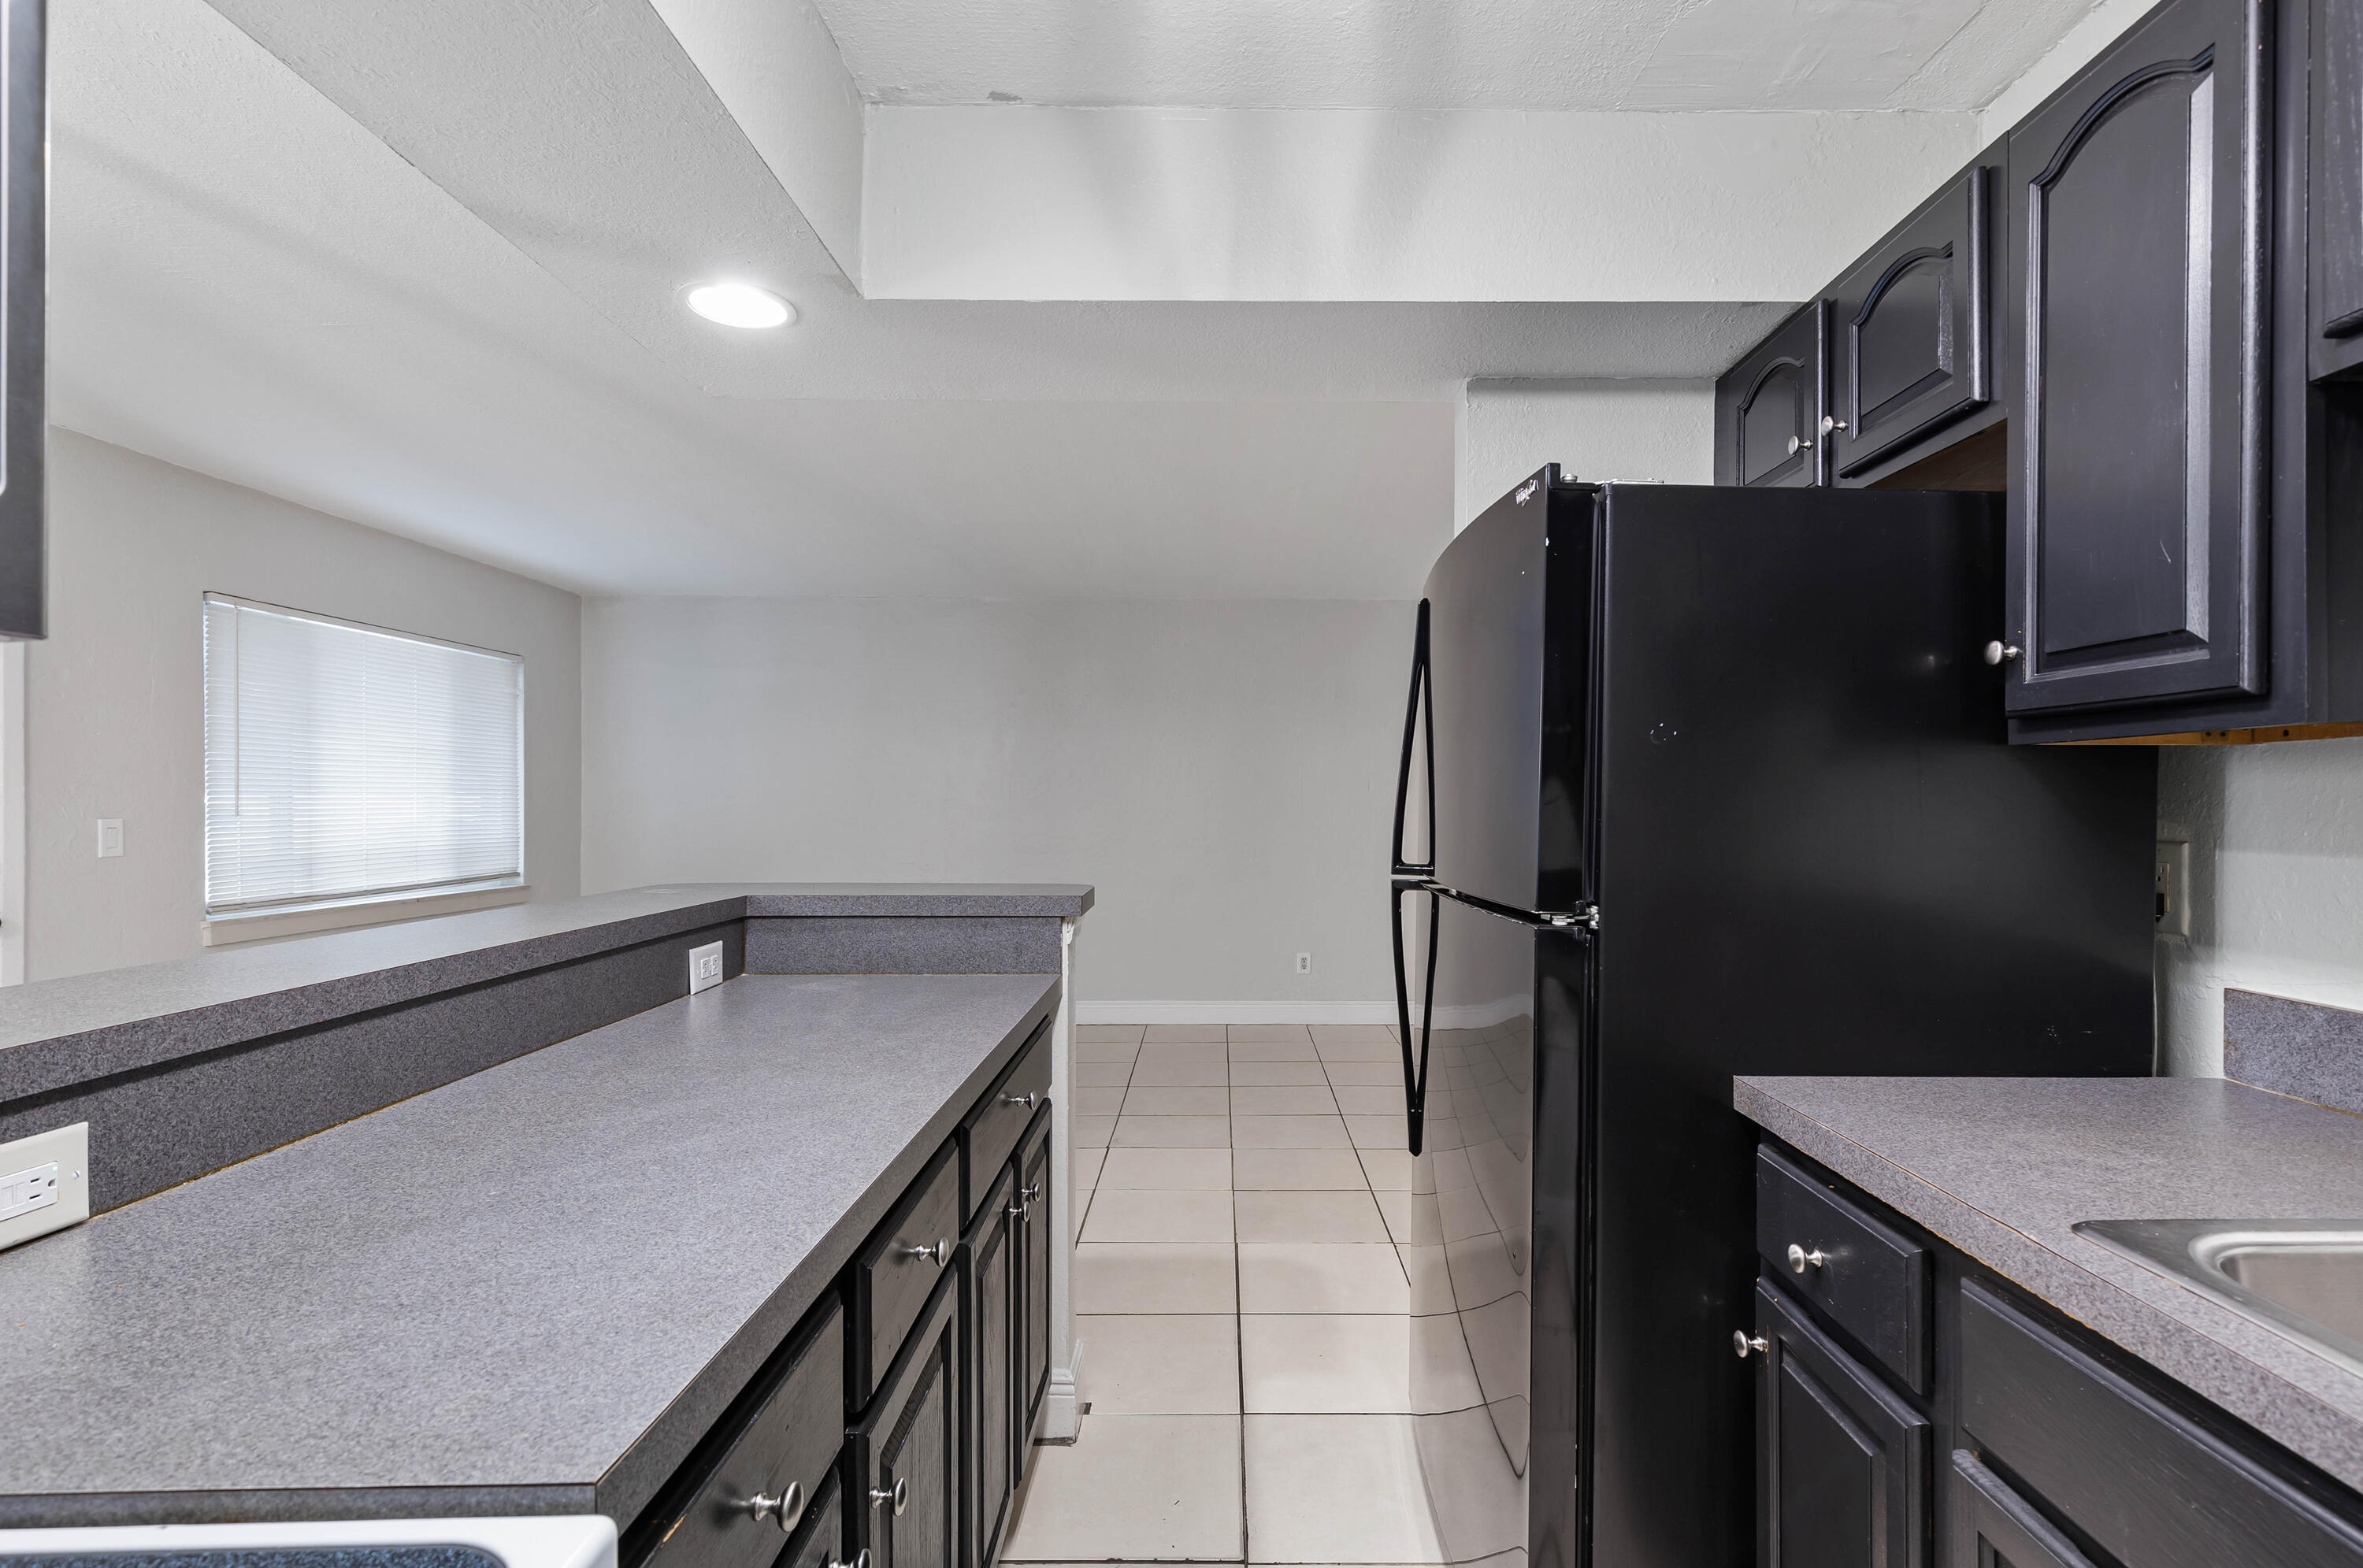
1230,1024,1252,1568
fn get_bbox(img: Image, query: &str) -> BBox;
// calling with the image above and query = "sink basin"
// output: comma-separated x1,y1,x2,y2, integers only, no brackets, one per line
2075,1218,2363,1374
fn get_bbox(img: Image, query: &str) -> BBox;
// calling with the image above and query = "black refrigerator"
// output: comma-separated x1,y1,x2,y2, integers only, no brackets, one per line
1386,470,2153,1568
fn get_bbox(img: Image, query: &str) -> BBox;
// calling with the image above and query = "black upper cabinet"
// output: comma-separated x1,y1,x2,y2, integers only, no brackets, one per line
2314,0,2363,376
2002,0,2270,717
1716,302,1830,487
1829,169,1996,480
0,0,43,640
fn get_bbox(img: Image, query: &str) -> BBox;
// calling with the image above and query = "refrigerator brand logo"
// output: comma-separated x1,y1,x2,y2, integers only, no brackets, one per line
1514,479,1540,506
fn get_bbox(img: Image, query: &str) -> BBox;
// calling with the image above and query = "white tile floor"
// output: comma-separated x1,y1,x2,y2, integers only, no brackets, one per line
1002,1022,1482,1567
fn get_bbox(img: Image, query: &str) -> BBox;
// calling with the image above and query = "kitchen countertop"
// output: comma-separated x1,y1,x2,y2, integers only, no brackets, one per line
0,970,1059,1528
1737,1075,2363,1491
0,883,1091,1102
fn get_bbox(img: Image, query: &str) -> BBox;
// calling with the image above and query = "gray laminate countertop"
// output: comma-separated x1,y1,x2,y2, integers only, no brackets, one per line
0,970,1059,1527
1737,1074,2363,1491
0,883,1092,1101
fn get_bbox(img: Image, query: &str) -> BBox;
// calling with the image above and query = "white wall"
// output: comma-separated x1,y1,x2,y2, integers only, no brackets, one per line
1458,379,1716,525
29,430,583,981
581,596,1416,1018
2157,740,2363,1077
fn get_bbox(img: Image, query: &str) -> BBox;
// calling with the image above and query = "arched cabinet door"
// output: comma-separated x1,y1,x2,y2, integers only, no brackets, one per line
1715,302,1830,488
1829,169,1994,480
2313,0,2363,380
2001,0,2267,716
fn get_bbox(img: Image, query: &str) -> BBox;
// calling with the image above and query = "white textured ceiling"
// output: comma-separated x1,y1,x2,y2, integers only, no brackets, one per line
812,0,2109,112
53,0,2110,600
57,0,1782,599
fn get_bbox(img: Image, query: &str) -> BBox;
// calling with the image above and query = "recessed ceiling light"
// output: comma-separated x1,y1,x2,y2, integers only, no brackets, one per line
685,282,796,329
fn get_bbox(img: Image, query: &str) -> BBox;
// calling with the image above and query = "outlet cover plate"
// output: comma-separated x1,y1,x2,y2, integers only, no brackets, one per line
688,940,726,995
0,1122,90,1252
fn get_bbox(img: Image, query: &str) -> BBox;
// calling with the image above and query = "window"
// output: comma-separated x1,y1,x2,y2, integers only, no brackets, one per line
202,595,523,922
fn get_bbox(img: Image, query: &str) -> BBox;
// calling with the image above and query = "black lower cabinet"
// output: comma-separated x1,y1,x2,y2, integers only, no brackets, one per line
1959,1281,2363,1568
1755,1281,1930,1568
1755,1136,2363,1568
851,1271,963,1568
1947,1451,2096,1568
965,1165,1019,1568
1015,1108,1054,1439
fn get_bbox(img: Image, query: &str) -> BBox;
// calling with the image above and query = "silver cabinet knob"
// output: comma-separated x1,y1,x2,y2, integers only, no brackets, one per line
870,1477,910,1515
1734,1330,1770,1359
1007,1181,1043,1221
1787,1244,1829,1273
1820,415,1847,435
904,1238,951,1267
1984,640,2023,665
744,1481,804,1533
829,1553,872,1568
1002,1091,1040,1110
1787,435,1812,454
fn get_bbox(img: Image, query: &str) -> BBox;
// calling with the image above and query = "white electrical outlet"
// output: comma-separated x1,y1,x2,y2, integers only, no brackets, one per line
1296,952,1312,976
2156,840,2192,940
688,940,726,994
95,819,123,858
0,1123,90,1253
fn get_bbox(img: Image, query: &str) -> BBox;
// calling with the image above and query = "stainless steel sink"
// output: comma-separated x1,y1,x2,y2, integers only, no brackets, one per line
2075,1219,2363,1373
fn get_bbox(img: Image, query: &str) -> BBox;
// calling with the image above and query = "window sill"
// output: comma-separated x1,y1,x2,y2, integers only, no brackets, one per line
202,884,532,948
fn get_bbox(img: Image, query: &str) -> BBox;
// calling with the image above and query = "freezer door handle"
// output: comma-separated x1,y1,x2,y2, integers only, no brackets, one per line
1391,599,1434,880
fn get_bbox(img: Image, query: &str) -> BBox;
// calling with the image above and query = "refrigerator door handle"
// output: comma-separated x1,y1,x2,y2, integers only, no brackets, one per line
1391,880,1439,1156
1399,876,1599,934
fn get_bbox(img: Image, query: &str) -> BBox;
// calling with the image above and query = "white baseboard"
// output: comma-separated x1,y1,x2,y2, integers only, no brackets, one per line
1076,999,1397,1025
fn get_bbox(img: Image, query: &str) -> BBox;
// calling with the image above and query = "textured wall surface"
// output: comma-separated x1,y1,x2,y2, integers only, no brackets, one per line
583,596,1413,1011
1458,378,1716,526
2157,740,2363,1077
31,432,583,980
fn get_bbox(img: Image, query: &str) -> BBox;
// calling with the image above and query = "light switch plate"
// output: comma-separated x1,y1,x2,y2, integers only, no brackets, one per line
688,940,725,995
95,818,123,858
0,1122,90,1253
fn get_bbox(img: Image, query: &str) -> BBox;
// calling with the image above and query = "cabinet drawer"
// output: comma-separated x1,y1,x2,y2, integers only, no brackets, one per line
1755,1147,1929,1392
636,1299,846,1568
781,1472,851,1568
852,1140,963,1411
1959,1281,2363,1568
962,1019,1051,1222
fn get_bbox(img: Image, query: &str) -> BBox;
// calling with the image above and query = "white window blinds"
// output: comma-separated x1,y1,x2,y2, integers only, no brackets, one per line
202,595,524,919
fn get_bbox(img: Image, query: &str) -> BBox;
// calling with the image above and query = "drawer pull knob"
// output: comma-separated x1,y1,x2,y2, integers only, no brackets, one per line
904,1238,951,1267
870,1477,910,1515
1984,640,2023,665
1787,435,1812,455
744,1481,803,1533
829,1553,872,1568
1734,1331,1769,1359
1003,1092,1041,1110
1786,1244,1829,1273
